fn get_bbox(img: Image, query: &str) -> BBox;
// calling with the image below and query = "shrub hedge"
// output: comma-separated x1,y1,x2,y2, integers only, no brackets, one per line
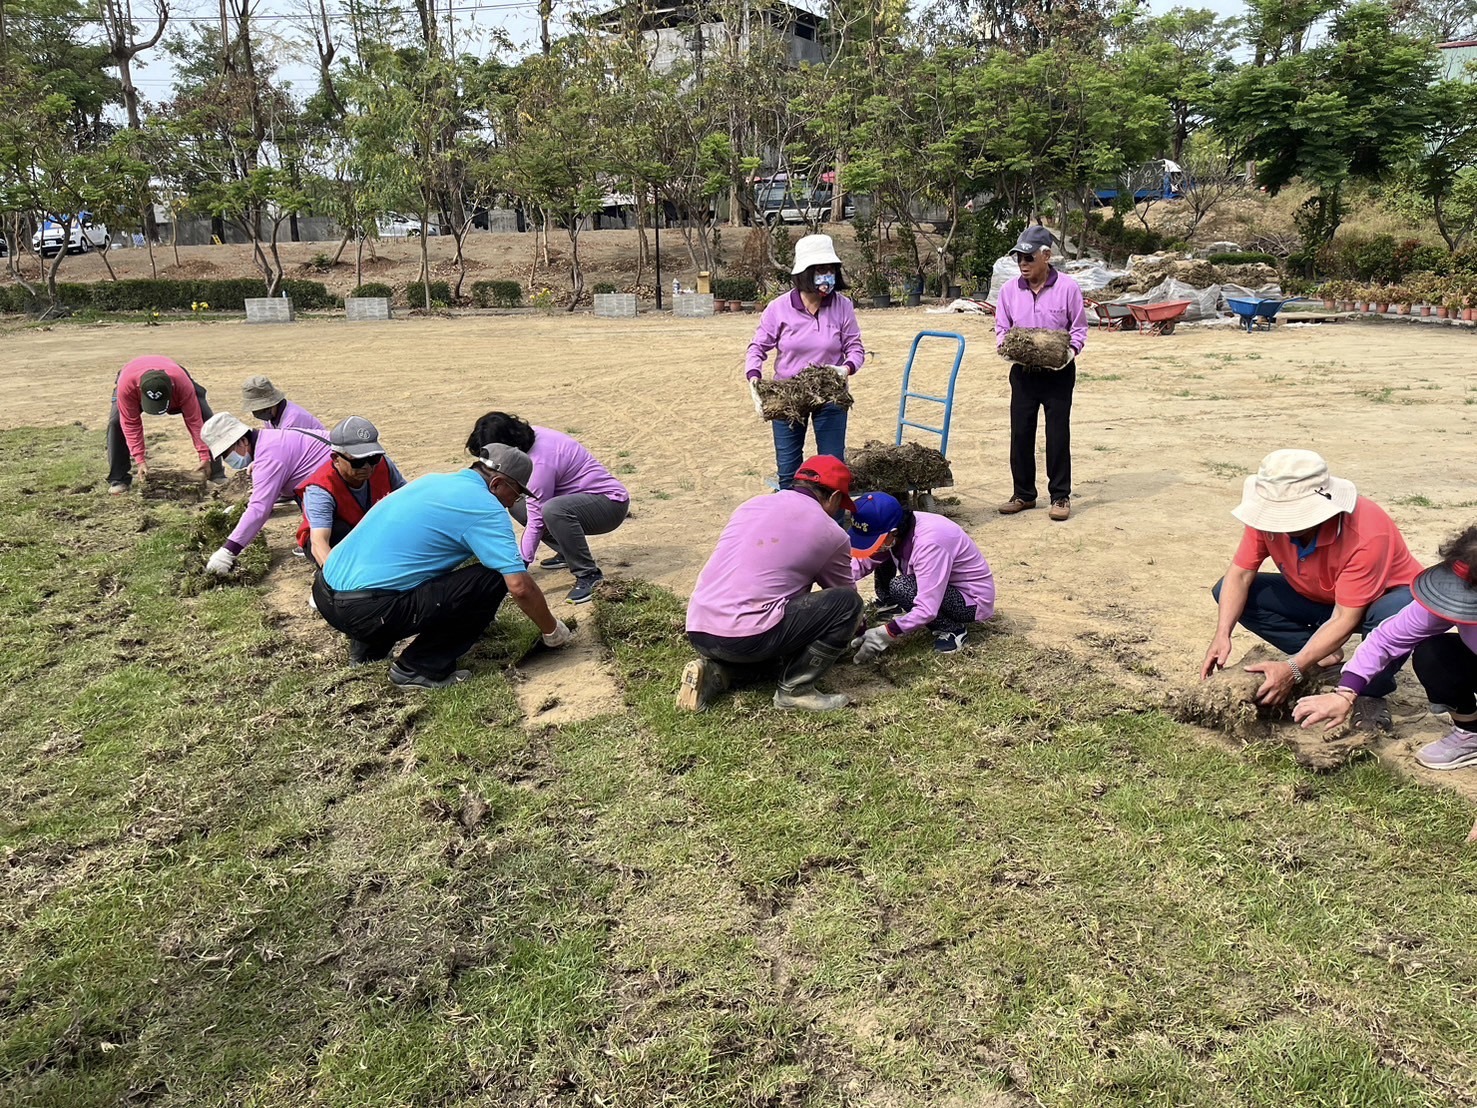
713,276,758,301
350,282,393,299
471,279,523,308
0,277,337,313
405,280,453,306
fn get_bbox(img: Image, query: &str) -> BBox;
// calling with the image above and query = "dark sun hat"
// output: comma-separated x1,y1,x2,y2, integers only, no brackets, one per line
1412,560,1477,625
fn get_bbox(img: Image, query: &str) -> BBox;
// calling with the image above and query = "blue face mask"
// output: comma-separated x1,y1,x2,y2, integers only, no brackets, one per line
225,451,250,471
814,272,837,295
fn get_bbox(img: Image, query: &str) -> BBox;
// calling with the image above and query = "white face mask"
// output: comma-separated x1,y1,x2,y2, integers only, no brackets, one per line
224,451,250,470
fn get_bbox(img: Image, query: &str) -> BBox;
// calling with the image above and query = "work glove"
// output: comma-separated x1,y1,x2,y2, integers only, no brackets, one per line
749,379,764,416
205,547,236,576
853,625,893,664
824,364,850,379
542,619,574,648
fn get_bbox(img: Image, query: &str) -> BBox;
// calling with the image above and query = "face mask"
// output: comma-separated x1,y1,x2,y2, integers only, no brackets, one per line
225,451,250,470
814,272,837,295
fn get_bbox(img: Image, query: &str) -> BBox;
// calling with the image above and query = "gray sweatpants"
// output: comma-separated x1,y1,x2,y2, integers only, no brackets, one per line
512,493,629,581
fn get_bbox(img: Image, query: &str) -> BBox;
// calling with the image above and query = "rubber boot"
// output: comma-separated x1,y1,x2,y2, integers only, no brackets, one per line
773,641,849,711
677,656,730,712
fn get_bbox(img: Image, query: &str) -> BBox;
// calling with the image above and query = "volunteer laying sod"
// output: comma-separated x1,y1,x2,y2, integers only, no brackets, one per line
241,374,326,433
105,354,225,493
294,416,407,566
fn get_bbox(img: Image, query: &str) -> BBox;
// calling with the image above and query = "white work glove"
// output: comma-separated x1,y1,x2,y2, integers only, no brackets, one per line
205,547,236,576
853,625,894,664
749,378,764,416
825,364,850,379
542,619,574,648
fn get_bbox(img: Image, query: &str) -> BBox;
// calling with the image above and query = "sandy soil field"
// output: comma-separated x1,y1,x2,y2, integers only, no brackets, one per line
2,306,1473,799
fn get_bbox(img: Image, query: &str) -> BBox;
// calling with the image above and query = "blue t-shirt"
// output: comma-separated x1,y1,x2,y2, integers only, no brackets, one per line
323,468,525,591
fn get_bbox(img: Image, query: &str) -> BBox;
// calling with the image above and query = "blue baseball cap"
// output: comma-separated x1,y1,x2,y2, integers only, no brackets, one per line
849,491,904,558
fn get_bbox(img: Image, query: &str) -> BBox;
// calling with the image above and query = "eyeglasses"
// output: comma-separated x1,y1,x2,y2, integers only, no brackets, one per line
338,453,382,469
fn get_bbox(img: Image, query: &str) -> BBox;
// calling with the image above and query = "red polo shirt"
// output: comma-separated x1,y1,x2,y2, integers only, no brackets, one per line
1231,496,1423,608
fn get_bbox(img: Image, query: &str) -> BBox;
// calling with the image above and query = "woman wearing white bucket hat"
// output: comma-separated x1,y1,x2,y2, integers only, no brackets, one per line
745,233,865,489
1201,449,1424,714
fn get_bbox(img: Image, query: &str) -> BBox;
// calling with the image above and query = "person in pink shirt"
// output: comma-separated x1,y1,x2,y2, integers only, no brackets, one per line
466,412,629,605
106,355,224,494
681,456,863,713
848,492,996,656
994,226,1089,521
745,234,866,489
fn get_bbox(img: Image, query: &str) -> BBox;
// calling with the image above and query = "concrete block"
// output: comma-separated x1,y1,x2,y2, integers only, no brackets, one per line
244,297,295,323
672,293,714,318
345,296,392,321
593,293,637,318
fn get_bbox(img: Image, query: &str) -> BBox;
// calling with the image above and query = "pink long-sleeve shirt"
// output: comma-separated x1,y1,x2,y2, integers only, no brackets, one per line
686,490,855,638
851,512,996,636
520,427,628,564
994,269,1089,357
114,356,210,466
266,400,326,434
224,428,332,554
745,290,866,381
1339,598,1474,695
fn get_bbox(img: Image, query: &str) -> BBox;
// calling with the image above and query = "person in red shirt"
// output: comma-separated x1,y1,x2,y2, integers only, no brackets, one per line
107,355,225,493
1202,450,1424,717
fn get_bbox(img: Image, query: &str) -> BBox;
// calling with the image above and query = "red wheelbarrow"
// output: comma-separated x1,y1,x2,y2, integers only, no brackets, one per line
1127,300,1192,335
1087,298,1137,331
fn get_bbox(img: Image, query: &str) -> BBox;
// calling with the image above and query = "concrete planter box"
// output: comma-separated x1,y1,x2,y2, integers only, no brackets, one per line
245,297,295,324
672,293,714,318
593,292,637,319
345,296,392,321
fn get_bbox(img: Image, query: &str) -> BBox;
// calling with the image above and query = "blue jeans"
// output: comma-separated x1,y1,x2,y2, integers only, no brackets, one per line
1211,573,1413,698
773,403,847,489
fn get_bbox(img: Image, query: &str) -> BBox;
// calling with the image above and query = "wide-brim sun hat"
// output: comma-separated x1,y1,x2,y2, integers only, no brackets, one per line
201,412,251,459
1231,449,1356,532
791,234,843,275
1412,561,1477,625
241,375,285,410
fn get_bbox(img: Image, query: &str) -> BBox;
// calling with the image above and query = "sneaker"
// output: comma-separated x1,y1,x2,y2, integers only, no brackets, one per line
389,662,470,689
676,657,730,712
871,599,903,619
540,554,568,570
933,630,968,653
998,497,1037,515
567,576,603,605
291,545,307,558
108,482,129,495
1049,498,1071,521
1414,726,1477,770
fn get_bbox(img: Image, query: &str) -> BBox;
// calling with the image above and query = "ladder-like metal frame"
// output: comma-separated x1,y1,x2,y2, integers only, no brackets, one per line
895,330,967,458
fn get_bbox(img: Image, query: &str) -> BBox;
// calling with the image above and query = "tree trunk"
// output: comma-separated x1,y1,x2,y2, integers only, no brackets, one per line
355,234,364,290
566,221,583,311
329,227,352,265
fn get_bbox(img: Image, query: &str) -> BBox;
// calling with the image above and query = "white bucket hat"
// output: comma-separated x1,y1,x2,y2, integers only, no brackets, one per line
791,233,843,275
201,412,251,459
1231,449,1357,532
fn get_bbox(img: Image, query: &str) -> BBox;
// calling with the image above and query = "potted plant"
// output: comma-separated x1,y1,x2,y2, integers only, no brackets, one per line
865,272,891,308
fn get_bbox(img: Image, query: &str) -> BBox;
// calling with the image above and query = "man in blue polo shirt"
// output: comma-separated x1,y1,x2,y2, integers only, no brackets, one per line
313,443,574,687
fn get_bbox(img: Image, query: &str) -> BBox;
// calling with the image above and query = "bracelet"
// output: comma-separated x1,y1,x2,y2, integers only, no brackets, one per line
1286,658,1303,683
1334,687,1357,701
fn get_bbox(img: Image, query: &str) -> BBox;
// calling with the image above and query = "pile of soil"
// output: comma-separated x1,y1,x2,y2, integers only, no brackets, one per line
847,439,953,498
1000,328,1071,370
159,259,220,278
1165,644,1297,738
140,468,209,503
178,502,271,597
755,365,854,423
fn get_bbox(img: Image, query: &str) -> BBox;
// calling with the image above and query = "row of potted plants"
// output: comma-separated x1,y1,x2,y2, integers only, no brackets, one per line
1318,276,1477,320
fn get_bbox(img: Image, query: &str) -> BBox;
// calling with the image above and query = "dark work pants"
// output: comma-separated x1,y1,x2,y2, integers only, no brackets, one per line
1211,573,1412,698
1412,634,1477,716
881,571,977,636
688,588,863,666
312,565,509,680
1008,362,1074,503
107,378,223,485
512,493,629,582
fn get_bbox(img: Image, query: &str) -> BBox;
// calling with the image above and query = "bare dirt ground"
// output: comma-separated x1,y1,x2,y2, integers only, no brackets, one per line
2,304,1473,803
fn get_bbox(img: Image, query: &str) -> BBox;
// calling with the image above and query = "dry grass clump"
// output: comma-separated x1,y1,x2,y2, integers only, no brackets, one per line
846,440,953,498
1000,328,1071,370
755,365,854,422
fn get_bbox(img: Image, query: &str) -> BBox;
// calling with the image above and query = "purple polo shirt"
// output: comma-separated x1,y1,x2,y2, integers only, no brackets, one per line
851,512,996,636
994,268,1089,356
1340,599,1472,695
521,427,629,564
224,427,331,553
745,289,866,381
266,400,326,434
687,490,855,638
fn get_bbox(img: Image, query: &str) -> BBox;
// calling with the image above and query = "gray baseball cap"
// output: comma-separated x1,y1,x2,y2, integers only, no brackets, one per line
479,443,533,494
329,415,384,459
1010,225,1056,257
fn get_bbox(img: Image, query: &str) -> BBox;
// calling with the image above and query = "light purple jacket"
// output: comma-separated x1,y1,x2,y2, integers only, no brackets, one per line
1340,599,1475,695
224,428,331,554
994,269,1089,357
745,290,866,381
521,427,628,564
266,400,326,434
851,512,996,636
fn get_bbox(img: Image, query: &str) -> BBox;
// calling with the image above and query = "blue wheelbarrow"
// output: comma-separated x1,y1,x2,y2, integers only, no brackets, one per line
1226,296,1305,332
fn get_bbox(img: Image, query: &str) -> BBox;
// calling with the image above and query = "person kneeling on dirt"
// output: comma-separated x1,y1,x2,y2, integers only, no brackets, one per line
241,375,325,433
1202,449,1423,725
680,455,862,712
200,413,331,577
848,492,996,658
1295,527,1477,784
312,444,574,687
107,355,225,494
465,411,629,606
294,416,407,567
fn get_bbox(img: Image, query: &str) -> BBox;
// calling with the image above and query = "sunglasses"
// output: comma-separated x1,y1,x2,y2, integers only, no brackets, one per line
338,453,383,469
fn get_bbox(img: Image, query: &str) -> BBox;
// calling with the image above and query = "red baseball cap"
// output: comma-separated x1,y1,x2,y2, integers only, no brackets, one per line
794,455,856,511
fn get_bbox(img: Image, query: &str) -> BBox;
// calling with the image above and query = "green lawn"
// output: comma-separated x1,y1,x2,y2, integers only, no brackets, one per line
2,426,1475,1107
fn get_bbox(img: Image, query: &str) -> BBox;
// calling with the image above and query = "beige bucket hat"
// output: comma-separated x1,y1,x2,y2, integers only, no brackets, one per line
1232,449,1357,532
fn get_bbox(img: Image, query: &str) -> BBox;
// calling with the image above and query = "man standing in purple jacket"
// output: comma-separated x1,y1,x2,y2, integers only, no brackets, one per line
994,226,1089,522
199,413,331,576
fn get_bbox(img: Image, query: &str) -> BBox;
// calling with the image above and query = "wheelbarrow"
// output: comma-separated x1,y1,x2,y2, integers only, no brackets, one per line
1225,296,1306,332
1087,298,1137,332
1127,300,1192,335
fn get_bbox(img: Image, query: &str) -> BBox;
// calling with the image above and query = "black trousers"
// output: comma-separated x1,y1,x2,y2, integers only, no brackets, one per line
312,565,509,680
1412,634,1477,715
1008,362,1075,503
107,376,224,485
688,588,863,665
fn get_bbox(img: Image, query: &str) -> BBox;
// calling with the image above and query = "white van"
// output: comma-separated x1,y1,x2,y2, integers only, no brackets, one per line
33,217,110,257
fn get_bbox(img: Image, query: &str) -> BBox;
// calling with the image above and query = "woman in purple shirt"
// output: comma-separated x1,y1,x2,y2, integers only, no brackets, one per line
746,234,866,489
